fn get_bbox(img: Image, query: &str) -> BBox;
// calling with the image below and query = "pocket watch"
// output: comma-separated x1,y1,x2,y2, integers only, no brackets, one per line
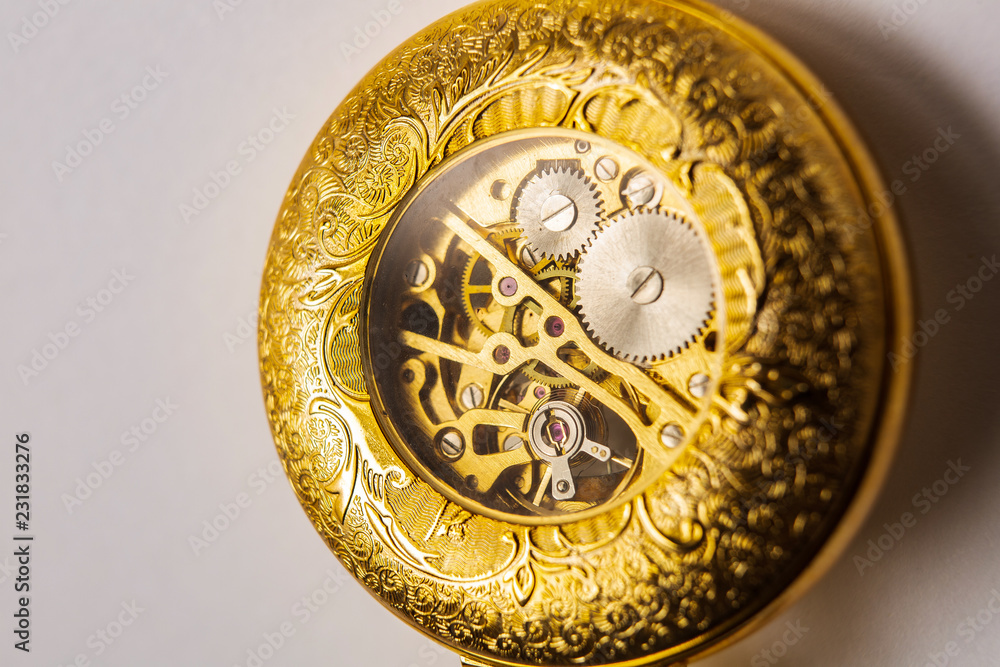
257,0,912,664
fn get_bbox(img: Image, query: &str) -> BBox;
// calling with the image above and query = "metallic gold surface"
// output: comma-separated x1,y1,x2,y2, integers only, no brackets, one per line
258,0,912,664
364,128,730,524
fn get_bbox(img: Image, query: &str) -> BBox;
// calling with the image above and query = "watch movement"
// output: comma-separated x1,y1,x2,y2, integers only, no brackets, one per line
258,0,912,664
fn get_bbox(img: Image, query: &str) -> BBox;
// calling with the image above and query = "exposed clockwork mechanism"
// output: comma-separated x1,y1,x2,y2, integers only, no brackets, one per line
363,129,729,522
263,2,913,662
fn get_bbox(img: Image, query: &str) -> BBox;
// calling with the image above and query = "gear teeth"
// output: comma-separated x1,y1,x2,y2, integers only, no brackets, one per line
576,207,717,363
513,165,604,260
459,227,524,337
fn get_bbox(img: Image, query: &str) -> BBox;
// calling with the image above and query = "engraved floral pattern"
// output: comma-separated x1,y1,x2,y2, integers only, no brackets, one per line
258,0,891,664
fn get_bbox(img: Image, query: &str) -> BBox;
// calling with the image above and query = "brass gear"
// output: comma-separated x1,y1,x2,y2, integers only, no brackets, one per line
533,264,579,309
461,246,584,388
516,266,584,389
461,234,577,337
459,227,522,337
522,352,604,389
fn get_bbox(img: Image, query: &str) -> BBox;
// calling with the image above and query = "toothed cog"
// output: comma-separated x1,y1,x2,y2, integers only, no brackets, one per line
576,209,717,362
513,167,603,260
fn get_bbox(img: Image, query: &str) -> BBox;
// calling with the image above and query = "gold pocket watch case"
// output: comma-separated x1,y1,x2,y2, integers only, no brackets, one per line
258,0,912,664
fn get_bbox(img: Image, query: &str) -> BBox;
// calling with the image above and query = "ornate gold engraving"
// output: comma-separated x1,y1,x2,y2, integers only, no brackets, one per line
258,1,912,664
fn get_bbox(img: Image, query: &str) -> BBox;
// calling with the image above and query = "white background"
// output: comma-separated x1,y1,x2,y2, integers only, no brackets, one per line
1,0,998,665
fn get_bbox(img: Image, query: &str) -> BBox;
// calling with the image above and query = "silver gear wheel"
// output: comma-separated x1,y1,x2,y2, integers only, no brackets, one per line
513,166,603,260
576,209,716,363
